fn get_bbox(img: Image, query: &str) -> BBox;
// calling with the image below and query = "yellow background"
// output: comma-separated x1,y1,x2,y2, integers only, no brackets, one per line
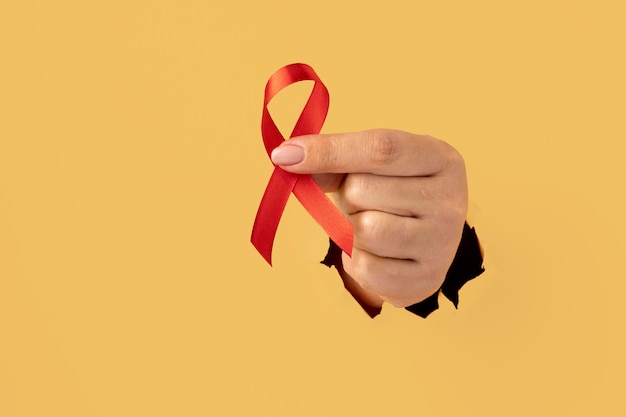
1,1,625,415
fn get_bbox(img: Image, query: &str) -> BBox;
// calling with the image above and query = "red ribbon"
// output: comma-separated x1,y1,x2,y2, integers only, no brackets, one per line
251,63,354,265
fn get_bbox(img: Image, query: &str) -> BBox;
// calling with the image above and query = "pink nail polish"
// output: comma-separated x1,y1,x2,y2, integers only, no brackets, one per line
271,145,305,166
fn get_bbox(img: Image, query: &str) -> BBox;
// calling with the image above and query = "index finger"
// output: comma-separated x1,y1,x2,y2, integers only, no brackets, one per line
271,129,461,177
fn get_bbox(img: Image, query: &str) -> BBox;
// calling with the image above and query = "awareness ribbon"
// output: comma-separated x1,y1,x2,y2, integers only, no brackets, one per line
251,63,354,265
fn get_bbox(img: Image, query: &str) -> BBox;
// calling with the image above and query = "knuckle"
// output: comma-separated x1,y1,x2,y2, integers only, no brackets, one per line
354,210,377,230
445,142,466,169
439,139,467,176
342,174,368,207
352,211,381,244
347,252,379,292
441,196,468,227
451,198,468,221
366,129,398,165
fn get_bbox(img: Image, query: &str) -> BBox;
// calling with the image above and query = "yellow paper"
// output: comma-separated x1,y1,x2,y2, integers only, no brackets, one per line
1,1,624,416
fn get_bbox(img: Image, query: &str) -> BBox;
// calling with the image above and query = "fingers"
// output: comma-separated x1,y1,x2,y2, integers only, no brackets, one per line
349,210,462,264
334,173,464,217
350,211,424,261
343,208,465,307
271,129,460,177
268,128,469,310
342,248,445,308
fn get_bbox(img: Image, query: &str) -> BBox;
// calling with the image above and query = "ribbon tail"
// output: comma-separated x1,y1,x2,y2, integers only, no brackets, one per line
251,168,297,265
293,175,354,256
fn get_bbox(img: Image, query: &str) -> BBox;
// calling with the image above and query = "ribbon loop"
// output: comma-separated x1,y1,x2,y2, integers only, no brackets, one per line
251,63,354,265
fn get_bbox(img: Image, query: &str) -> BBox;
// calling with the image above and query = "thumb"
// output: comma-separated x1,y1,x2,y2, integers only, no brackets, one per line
270,139,346,192
270,129,451,177
269,134,348,174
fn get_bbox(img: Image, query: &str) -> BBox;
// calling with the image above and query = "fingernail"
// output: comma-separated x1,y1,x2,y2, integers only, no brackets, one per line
271,145,305,166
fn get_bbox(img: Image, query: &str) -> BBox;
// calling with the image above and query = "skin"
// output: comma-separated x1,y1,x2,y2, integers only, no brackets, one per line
271,128,468,309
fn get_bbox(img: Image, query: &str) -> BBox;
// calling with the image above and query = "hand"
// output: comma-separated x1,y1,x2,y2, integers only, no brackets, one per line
271,129,468,308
